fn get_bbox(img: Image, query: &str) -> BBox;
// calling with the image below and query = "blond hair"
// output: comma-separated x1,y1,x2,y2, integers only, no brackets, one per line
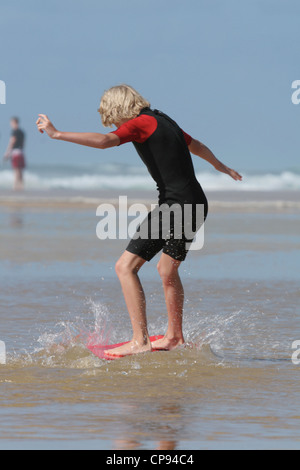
98,84,151,127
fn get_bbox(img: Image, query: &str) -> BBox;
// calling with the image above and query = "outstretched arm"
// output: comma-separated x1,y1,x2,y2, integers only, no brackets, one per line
188,138,242,181
36,114,120,149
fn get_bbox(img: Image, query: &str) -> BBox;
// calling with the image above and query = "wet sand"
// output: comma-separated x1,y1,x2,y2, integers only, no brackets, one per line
0,188,299,209
0,189,300,449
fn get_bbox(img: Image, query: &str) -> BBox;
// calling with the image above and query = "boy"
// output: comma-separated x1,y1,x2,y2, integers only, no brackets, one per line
36,84,242,358
3,117,26,191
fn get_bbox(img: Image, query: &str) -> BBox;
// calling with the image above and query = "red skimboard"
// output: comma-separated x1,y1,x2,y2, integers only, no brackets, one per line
87,335,165,360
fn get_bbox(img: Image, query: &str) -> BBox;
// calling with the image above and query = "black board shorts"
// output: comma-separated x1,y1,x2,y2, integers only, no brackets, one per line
125,202,208,262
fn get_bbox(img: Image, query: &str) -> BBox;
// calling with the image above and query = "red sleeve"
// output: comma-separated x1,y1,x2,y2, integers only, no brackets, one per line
181,129,192,146
111,115,157,145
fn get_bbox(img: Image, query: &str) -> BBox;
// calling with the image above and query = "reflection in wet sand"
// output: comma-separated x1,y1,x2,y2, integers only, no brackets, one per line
10,210,24,228
113,402,181,450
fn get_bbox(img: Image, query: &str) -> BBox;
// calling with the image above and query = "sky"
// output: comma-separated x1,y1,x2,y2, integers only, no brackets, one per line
0,0,299,173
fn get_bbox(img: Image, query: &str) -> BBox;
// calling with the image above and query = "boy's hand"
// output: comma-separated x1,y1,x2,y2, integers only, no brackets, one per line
215,161,242,181
36,114,59,139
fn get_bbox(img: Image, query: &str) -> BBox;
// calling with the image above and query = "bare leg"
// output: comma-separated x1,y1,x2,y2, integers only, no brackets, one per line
13,168,24,191
104,250,151,357
151,253,185,350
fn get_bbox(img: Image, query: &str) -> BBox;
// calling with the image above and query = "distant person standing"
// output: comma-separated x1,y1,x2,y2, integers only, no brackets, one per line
3,117,26,190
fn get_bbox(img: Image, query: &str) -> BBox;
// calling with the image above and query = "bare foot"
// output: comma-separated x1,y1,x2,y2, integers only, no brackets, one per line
151,336,185,351
104,339,152,358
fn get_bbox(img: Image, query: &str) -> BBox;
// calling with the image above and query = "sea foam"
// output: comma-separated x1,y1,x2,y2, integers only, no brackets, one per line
1,167,300,191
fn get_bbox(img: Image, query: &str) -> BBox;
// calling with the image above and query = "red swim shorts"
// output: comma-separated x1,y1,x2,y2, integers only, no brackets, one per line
11,149,26,169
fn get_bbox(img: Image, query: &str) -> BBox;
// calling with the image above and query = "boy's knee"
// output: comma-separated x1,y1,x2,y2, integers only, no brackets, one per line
115,258,128,277
156,260,164,277
115,256,141,277
157,260,179,285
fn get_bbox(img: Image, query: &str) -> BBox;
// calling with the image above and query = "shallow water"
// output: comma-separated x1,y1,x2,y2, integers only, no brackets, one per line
0,194,300,449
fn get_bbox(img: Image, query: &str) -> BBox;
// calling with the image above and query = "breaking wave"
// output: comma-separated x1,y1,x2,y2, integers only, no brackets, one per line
1,162,300,191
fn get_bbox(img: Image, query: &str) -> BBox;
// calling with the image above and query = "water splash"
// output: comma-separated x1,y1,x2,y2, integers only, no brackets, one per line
184,305,292,364
7,300,113,369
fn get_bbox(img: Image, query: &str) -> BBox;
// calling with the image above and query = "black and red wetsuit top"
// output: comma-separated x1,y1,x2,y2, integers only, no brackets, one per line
112,107,208,215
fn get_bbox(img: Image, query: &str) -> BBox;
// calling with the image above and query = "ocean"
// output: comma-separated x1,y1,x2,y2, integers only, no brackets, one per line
0,162,300,450
1,161,300,191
